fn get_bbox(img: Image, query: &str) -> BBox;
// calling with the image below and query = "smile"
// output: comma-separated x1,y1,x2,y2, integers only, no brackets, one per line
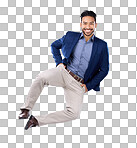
85,30,91,33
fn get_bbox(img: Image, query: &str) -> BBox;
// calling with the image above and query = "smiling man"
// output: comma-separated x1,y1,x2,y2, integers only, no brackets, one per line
81,15,97,40
19,10,109,130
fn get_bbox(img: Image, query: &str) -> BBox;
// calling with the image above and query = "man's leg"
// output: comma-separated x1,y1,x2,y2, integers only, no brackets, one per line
34,67,85,126
20,65,66,111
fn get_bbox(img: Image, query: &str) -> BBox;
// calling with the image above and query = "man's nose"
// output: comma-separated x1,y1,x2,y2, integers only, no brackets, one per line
86,24,90,28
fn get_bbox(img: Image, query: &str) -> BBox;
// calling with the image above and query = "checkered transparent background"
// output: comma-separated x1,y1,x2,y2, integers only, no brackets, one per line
0,0,137,148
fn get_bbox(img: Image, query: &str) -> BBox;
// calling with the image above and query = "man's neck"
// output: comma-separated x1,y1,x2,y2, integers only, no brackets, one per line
83,33,94,42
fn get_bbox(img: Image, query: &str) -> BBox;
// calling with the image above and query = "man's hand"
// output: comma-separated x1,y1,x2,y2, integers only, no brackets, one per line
80,84,88,93
58,63,66,68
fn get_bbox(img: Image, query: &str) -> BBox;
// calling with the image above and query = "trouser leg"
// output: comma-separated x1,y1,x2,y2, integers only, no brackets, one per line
20,65,65,111
35,65,85,126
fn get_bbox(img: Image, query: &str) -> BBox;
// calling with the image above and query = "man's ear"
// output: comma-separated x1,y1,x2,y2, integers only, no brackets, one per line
80,22,82,28
95,23,97,28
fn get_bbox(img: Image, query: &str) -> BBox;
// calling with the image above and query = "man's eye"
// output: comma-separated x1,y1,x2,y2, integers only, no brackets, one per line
83,22,94,25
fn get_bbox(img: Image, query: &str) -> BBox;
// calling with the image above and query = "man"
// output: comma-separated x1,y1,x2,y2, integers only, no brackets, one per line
19,10,109,130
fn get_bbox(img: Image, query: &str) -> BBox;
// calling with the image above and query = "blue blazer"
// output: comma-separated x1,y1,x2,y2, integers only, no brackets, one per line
51,31,109,92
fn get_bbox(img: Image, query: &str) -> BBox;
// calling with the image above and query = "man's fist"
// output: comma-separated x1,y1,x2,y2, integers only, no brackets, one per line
58,63,66,68
80,84,88,93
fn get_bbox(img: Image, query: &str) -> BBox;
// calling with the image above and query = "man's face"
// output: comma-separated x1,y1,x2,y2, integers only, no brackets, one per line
80,16,97,37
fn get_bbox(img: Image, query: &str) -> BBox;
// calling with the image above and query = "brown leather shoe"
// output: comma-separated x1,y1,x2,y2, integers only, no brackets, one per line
24,115,39,130
18,109,30,119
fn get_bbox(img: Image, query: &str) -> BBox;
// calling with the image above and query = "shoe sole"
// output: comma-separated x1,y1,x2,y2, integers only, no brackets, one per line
24,115,33,130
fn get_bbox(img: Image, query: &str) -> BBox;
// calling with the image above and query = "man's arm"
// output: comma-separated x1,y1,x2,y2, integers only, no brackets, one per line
51,35,66,67
85,43,109,91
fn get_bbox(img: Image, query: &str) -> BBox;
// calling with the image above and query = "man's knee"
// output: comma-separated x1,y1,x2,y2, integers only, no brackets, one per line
66,107,80,120
38,70,51,79
36,69,56,83
72,112,80,120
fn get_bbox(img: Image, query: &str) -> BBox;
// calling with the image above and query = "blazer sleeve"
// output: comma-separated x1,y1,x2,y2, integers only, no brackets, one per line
85,42,109,91
51,35,66,66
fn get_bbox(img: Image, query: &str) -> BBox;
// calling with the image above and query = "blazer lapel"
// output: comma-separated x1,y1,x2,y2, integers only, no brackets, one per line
62,32,81,58
68,33,81,57
88,36,98,66
84,36,98,80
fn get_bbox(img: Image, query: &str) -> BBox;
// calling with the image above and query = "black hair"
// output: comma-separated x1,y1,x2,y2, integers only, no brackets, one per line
80,10,97,23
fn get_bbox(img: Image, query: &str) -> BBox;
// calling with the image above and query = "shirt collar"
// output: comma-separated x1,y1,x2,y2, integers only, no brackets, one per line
80,31,94,42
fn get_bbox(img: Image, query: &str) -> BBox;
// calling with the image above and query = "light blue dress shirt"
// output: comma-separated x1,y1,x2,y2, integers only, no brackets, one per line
67,32,94,79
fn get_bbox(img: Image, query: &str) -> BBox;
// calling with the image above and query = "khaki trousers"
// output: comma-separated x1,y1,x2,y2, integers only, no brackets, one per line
20,64,85,126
